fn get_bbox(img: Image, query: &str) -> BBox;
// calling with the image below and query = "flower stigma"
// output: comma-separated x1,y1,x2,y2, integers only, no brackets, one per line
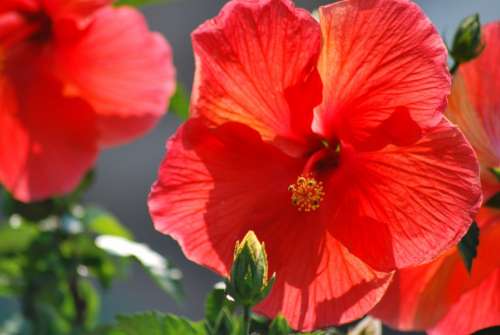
288,174,325,212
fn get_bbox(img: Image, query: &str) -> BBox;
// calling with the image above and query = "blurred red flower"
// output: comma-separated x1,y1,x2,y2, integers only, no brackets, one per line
0,0,175,202
148,0,481,330
447,22,500,199
371,22,500,335
371,209,500,335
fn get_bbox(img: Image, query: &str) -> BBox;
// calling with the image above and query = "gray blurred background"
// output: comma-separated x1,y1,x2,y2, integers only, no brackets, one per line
1,0,500,333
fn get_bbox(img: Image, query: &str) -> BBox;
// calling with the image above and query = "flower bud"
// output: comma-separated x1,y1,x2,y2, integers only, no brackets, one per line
451,14,484,65
226,231,275,307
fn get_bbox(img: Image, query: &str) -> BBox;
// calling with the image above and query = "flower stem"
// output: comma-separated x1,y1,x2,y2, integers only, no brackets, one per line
242,305,251,335
69,271,86,328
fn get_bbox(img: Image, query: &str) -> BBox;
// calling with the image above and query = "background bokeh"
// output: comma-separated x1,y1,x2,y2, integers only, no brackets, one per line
1,0,499,333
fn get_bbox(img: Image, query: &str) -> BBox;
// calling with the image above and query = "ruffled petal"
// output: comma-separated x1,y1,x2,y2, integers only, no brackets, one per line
148,118,392,330
371,209,500,331
330,118,481,271
429,269,500,335
447,22,500,169
316,0,450,149
53,6,175,147
0,54,97,202
191,0,321,151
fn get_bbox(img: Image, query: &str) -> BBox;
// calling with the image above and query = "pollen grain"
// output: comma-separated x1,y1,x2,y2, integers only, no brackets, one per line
288,174,325,212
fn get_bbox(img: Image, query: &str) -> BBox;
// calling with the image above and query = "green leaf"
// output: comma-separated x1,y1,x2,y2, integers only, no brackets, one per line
169,84,190,120
458,221,480,273
83,206,133,240
490,167,500,181
205,283,234,325
0,258,23,296
204,283,238,335
116,312,205,335
485,191,500,209
95,236,184,303
78,280,101,329
269,315,291,335
57,234,124,289
89,326,123,335
29,301,72,335
0,221,39,255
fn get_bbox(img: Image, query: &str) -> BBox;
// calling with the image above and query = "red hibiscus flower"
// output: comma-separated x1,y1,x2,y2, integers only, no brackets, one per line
371,22,500,335
371,209,500,335
0,0,175,202
447,22,500,199
148,0,481,330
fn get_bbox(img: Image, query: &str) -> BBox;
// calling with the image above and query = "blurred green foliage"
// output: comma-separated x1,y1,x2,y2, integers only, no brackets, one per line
0,172,183,335
169,84,191,121
114,0,173,8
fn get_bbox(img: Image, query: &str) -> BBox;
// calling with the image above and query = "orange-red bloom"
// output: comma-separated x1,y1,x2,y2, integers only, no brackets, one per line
371,209,500,335
447,22,500,199
148,0,481,330
371,22,500,335
0,0,175,202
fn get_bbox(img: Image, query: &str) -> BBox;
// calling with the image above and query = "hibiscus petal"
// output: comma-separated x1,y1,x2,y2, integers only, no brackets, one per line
0,64,97,202
316,0,450,149
44,0,112,31
429,269,500,335
330,118,481,271
447,74,499,168
371,251,461,331
255,231,392,331
53,6,175,147
191,0,321,150
0,0,39,13
149,118,392,330
148,118,303,275
447,23,500,168
371,213,500,331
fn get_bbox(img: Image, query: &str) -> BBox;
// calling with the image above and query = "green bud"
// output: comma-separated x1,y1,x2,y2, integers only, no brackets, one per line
226,231,275,307
451,14,484,65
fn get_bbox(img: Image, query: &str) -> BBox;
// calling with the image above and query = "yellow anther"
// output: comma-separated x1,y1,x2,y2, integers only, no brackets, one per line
288,174,325,212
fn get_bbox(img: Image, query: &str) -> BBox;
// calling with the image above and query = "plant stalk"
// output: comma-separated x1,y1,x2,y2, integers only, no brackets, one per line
242,305,251,335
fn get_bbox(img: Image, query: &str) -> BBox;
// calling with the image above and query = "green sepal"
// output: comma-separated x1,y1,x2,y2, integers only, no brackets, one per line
458,221,480,273
269,315,291,335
